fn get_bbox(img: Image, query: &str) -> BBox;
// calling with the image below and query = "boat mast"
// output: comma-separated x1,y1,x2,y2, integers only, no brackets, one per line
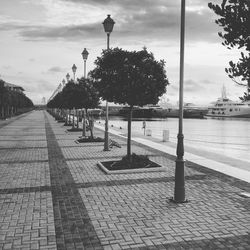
222,85,227,99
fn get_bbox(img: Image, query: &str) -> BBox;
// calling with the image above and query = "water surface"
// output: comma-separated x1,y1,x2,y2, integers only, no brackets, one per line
99,116,250,166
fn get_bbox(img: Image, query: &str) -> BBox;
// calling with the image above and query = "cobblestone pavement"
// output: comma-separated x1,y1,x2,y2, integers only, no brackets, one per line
0,110,250,249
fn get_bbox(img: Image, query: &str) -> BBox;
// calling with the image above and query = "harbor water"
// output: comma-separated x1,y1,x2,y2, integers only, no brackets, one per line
97,116,250,170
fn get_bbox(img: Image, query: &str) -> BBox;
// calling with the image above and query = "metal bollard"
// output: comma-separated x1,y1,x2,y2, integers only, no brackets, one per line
146,129,152,136
162,130,169,142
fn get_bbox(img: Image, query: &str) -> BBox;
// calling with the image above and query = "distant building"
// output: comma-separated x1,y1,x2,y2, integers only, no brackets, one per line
3,82,24,93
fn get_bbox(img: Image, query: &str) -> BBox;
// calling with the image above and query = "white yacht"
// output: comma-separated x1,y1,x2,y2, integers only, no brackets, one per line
205,86,250,118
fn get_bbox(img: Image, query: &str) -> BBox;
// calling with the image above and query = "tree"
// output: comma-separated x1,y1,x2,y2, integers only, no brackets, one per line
0,80,8,118
47,79,100,136
90,47,169,160
208,0,250,100
0,79,33,118
77,77,100,139
60,80,83,128
61,80,83,110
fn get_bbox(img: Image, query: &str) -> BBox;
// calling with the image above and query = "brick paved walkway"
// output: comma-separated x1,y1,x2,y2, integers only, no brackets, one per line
0,110,249,249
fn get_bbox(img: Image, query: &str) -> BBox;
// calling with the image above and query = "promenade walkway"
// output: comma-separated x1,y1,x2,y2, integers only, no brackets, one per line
0,110,249,249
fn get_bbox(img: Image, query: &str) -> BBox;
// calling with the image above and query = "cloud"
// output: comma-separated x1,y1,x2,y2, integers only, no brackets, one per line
184,79,204,92
21,79,55,93
20,23,102,41
47,66,65,74
201,79,213,84
2,65,12,70
169,79,208,93
0,0,220,45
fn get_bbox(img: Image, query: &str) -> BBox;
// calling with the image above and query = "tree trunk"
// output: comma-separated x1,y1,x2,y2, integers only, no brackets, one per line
127,106,133,162
1,106,3,119
76,109,79,128
82,109,86,137
7,105,10,118
87,110,94,139
72,108,75,129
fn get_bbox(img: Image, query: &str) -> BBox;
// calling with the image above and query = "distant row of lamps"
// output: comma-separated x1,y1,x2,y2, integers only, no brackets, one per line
59,15,115,151
61,47,89,88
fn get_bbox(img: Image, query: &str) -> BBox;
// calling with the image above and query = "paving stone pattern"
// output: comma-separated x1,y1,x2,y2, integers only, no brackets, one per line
44,113,103,250
0,111,56,250
0,110,250,249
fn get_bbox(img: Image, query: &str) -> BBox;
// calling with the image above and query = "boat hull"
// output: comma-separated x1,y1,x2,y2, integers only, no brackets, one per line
205,113,250,118
119,107,207,119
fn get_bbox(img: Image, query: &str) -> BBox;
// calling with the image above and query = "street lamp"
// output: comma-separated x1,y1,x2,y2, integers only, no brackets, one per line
65,73,70,124
172,0,187,203
72,64,77,82
66,73,70,82
102,14,115,151
81,48,89,78
81,48,89,137
61,79,66,122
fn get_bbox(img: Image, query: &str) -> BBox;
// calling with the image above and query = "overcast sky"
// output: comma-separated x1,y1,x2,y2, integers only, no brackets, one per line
0,0,245,105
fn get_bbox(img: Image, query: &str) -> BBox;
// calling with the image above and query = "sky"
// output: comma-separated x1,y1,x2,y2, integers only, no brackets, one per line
0,0,246,105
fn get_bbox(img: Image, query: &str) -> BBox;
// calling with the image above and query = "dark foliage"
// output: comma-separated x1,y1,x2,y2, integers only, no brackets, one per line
90,47,168,106
47,78,100,138
0,79,33,118
208,0,250,100
47,79,100,110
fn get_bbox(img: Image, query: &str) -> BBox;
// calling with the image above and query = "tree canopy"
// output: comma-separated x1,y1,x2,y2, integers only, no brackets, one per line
47,79,100,110
77,77,100,110
90,47,169,107
0,79,33,109
47,78,100,138
208,0,250,100
61,80,84,109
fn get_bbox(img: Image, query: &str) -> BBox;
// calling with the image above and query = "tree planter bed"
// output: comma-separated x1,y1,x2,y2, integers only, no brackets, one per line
57,119,65,123
64,123,73,126
76,137,104,143
67,128,83,132
97,154,165,174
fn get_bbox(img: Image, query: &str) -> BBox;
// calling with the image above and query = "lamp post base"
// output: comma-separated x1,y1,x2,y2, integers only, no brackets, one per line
169,197,188,203
172,157,187,203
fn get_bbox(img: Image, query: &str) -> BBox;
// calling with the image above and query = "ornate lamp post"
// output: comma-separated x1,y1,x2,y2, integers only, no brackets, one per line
102,14,115,151
61,79,66,121
72,64,77,82
66,73,70,82
81,48,89,78
172,0,187,203
81,48,89,137
72,64,78,128
65,73,71,125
